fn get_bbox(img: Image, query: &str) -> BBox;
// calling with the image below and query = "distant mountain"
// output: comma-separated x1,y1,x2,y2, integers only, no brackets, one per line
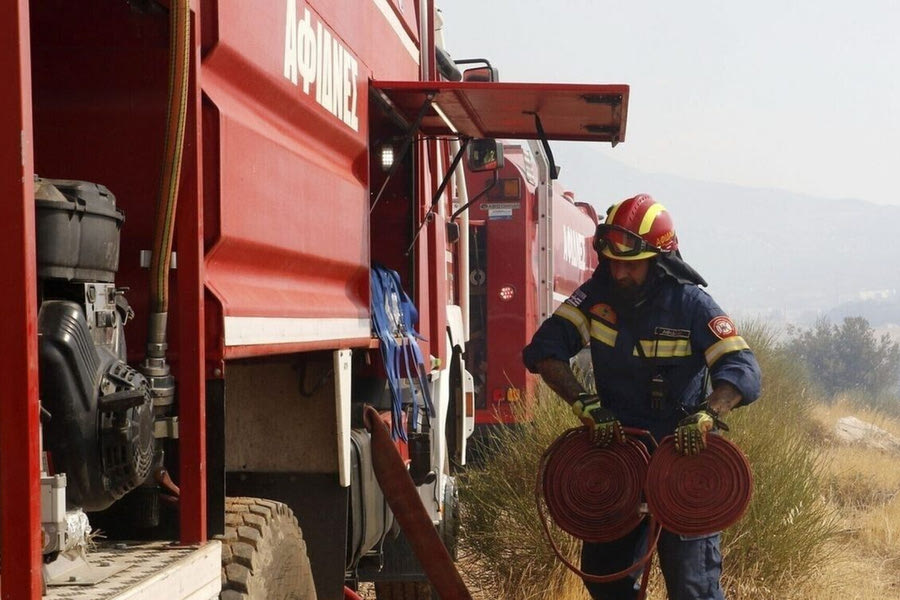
550,147,900,330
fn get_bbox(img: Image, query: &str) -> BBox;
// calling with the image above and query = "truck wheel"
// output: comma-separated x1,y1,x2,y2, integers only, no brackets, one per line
217,497,317,600
439,476,460,561
373,581,435,600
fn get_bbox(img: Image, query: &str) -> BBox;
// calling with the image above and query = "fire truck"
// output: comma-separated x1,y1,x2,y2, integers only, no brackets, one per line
464,141,600,427
0,1,628,599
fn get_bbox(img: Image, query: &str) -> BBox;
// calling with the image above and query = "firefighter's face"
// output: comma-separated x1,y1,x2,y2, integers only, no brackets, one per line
608,258,650,290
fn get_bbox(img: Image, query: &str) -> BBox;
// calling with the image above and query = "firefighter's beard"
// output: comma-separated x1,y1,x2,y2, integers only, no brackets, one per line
610,277,644,307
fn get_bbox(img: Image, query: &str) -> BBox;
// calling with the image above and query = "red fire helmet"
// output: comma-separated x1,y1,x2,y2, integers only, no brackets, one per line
593,194,678,261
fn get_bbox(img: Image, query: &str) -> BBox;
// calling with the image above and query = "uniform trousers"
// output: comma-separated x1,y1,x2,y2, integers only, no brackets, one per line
581,522,725,600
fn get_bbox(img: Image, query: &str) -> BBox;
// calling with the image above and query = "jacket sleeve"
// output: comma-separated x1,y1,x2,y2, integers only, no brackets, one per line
522,285,592,373
690,289,762,404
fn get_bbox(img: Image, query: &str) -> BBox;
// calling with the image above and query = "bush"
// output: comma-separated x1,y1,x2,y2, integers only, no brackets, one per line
460,388,589,600
782,316,900,409
722,325,838,596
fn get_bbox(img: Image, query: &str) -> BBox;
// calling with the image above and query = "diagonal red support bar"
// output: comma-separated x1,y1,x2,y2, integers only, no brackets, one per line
0,2,43,599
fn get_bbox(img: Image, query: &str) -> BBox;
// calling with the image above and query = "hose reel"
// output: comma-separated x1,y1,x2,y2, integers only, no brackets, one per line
540,428,651,543
645,435,753,536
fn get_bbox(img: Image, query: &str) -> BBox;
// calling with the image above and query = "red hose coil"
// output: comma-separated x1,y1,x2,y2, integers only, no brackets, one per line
536,427,661,591
540,427,650,542
644,434,753,536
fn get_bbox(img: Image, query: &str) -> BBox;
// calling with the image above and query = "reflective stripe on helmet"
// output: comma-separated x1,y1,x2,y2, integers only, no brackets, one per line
639,202,665,235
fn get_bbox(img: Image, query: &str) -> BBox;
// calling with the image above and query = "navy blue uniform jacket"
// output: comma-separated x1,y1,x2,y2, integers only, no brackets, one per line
523,268,761,442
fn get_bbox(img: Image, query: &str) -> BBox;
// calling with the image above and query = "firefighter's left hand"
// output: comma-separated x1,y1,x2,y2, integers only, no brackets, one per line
675,408,727,456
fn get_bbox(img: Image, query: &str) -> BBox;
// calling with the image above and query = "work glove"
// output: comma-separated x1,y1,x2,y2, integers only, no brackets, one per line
572,393,625,447
675,405,729,456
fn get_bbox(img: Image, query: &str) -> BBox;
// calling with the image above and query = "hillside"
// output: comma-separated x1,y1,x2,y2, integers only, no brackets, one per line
550,145,900,330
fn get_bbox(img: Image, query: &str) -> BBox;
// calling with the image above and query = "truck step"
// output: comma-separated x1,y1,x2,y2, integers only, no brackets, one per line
44,540,221,600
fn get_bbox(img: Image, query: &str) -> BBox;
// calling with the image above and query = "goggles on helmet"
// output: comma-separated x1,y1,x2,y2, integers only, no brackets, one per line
595,223,664,258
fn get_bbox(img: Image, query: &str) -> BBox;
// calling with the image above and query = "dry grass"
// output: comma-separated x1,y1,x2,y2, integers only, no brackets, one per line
795,394,900,599
857,494,900,559
822,446,900,509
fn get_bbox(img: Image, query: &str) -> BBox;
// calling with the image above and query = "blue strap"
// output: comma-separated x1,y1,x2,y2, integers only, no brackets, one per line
370,264,434,439
370,265,405,440
385,269,434,426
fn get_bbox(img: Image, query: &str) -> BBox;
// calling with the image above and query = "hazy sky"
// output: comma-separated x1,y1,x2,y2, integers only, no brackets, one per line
441,1,899,207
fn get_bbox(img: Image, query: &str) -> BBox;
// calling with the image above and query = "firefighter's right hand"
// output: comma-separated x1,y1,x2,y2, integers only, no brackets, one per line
572,394,625,446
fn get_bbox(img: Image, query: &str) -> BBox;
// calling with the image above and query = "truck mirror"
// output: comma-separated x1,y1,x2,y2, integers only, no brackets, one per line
466,139,504,172
463,66,498,82
437,47,462,81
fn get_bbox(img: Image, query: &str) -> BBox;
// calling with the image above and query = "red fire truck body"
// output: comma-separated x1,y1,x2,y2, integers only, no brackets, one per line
0,1,628,599
466,142,600,426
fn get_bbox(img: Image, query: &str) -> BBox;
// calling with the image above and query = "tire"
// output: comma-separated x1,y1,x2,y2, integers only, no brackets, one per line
439,476,460,562
217,497,317,600
373,581,435,600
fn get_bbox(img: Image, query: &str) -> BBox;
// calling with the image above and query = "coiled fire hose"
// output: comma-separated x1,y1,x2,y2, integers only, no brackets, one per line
537,427,661,591
537,426,752,595
645,434,753,536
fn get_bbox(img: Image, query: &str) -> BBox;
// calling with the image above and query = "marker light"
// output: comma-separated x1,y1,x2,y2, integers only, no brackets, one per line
379,145,394,171
498,285,515,301
501,178,520,199
492,387,522,403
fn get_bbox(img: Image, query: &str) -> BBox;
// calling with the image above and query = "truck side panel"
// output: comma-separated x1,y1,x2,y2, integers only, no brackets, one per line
203,2,371,358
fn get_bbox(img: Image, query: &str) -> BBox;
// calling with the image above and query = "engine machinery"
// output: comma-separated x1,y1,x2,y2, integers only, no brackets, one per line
35,178,162,554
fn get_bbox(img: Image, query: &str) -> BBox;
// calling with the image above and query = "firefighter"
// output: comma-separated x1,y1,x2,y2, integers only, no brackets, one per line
523,194,761,600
